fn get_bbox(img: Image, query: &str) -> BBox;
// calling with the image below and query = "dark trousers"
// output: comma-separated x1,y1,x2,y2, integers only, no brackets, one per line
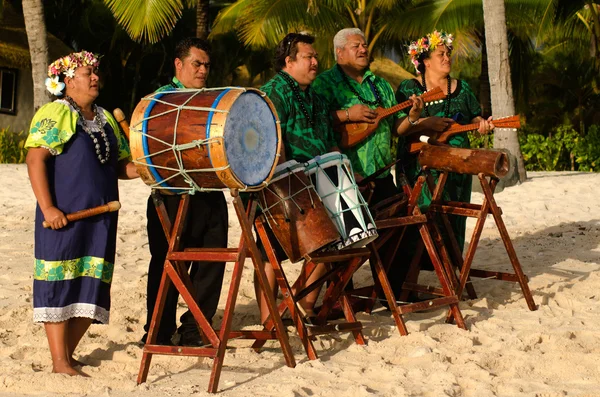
144,191,228,342
346,173,399,291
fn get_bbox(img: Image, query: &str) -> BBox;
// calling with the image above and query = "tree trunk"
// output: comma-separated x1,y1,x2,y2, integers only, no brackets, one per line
196,0,210,39
587,2,600,60
482,0,527,183
22,0,49,112
479,37,492,119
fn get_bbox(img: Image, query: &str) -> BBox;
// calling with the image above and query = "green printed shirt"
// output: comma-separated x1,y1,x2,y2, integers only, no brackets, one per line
312,65,405,178
260,71,337,163
25,100,130,161
156,76,185,92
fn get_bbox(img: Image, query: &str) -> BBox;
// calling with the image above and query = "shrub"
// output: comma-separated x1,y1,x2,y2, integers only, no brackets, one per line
0,128,28,164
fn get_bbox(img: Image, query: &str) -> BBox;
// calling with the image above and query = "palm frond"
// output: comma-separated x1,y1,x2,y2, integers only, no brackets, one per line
102,0,186,44
235,0,346,49
210,0,253,37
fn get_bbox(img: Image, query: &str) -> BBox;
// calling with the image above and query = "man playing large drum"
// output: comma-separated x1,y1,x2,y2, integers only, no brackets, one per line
142,38,228,347
256,33,339,323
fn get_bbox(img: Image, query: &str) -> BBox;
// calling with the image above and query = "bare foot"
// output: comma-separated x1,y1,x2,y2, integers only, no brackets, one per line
52,363,83,376
69,357,86,367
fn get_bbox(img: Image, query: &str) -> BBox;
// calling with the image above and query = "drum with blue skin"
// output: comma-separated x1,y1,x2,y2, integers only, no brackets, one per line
129,87,281,193
304,152,378,250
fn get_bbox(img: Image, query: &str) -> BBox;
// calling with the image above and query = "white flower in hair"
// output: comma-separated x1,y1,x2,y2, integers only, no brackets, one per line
45,76,65,96
64,68,75,78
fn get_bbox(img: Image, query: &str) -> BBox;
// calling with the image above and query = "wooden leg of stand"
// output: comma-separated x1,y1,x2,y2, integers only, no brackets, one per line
137,261,171,384
369,244,408,336
419,223,466,330
339,290,367,345
426,171,461,293
252,219,318,360
399,239,425,302
209,231,249,392
232,194,296,368
316,257,363,324
479,175,537,311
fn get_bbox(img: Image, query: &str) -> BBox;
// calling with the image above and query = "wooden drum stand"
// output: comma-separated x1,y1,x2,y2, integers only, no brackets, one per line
137,190,296,393
416,145,537,320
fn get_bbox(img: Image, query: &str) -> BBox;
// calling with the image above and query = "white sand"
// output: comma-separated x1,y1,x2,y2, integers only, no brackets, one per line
0,165,599,397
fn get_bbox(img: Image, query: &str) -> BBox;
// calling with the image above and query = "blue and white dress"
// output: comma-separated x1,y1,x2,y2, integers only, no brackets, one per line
25,99,131,324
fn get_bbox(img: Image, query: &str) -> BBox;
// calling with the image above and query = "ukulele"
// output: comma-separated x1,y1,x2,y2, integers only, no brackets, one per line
337,86,446,149
407,115,521,154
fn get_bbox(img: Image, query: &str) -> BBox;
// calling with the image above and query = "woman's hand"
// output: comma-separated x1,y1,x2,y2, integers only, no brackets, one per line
477,116,495,134
347,104,377,124
407,94,424,125
418,116,455,132
42,206,68,230
118,160,139,179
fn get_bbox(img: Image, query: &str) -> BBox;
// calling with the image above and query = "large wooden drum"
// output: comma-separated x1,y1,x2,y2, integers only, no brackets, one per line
129,87,281,193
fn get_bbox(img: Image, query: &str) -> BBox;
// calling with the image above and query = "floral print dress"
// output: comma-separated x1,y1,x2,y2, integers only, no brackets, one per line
25,100,130,323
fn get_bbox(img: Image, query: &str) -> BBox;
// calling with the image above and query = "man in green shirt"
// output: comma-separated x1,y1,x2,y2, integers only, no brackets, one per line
256,33,338,323
312,28,423,205
260,33,338,163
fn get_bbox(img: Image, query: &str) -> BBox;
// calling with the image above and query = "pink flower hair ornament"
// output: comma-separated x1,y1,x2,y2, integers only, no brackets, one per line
407,30,453,74
45,50,100,96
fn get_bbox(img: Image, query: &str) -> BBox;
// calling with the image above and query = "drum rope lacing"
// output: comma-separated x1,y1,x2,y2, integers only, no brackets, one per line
310,159,374,240
132,87,271,193
259,167,318,224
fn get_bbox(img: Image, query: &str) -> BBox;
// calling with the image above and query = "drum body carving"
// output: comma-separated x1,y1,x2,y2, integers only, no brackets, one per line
259,160,340,263
304,152,378,250
129,88,281,193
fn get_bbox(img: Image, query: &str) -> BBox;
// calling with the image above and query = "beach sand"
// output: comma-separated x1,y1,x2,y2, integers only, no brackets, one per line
1,165,599,397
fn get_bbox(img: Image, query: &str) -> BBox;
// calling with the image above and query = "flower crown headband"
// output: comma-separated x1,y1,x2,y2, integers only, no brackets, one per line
407,30,453,74
45,50,100,96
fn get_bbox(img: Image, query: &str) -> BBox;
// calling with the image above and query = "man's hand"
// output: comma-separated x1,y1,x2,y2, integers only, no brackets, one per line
347,104,377,124
418,116,455,132
42,206,68,230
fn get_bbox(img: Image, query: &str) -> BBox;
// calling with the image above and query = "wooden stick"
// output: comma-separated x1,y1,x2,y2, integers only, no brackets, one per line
42,201,121,228
113,108,130,140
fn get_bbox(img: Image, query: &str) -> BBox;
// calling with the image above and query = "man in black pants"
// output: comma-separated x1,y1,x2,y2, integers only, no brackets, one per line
142,37,228,347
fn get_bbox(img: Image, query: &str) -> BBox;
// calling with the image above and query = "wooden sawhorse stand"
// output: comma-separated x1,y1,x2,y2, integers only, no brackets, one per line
251,216,368,360
137,191,296,393
353,172,466,336
416,145,537,321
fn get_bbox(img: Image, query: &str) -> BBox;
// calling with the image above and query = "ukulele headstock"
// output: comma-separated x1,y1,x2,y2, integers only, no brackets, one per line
420,86,446,107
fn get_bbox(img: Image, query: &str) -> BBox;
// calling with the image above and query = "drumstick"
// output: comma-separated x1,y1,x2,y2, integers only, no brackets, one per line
418,135,450,147
112,108,130,140
42,201,121,228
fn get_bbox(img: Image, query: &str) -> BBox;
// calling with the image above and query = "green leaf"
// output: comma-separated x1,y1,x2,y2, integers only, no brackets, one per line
102,0,188,44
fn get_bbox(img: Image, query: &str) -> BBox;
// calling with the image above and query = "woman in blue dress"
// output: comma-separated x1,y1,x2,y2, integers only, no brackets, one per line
25,51,138,375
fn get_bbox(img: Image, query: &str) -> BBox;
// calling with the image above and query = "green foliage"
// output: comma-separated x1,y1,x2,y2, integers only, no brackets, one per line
517,124,599,171
0,128,28,164
468,131,493,149
468,124,600,172
574,125,600,171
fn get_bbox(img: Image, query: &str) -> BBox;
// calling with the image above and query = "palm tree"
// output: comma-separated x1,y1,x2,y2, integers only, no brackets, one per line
22,0,49,111
482,0,526,182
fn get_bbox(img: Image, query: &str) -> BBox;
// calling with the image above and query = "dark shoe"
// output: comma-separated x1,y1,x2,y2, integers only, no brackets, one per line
178,331,205,347
140,333,174,346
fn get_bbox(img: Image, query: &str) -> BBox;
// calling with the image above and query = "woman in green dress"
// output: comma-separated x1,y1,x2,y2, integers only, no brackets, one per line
391,31,494,296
